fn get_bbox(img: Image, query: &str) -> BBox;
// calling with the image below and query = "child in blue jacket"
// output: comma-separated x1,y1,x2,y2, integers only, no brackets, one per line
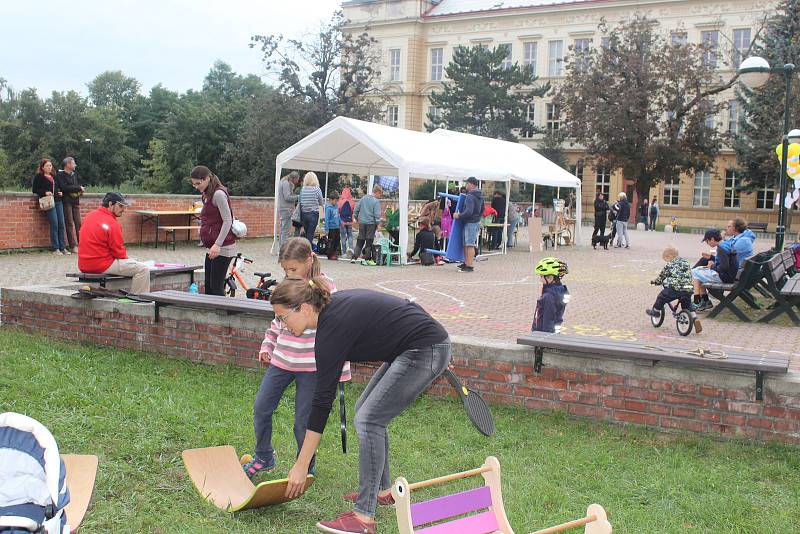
531,257,570,333
324,192,341,260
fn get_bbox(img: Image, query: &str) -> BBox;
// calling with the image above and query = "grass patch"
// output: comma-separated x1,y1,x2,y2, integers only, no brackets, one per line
2,327,798,533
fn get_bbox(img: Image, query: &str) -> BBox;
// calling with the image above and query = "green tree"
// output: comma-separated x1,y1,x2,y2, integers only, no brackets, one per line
87,71,141,121
538,130,568,170
134,138,172,192
0,88,49,188
733,0,800,193
130,84,180,156
427,45,549,140
555,16,740,202
251,10,386,129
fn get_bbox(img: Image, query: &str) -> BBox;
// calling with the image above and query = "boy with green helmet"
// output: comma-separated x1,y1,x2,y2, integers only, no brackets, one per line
531,257,570,333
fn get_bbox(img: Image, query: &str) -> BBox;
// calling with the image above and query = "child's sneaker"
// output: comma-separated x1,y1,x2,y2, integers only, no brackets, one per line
645,308,661,317
693,319,703,333
242,453,276,479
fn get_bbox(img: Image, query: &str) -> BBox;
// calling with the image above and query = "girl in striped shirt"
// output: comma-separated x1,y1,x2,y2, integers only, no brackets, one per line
243,237,351,478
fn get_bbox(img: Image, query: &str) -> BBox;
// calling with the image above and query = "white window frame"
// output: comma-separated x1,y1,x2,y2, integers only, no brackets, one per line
573,38,592,74
724,169,740,208
521,103,535,138
523,41,538,74
704,99,715,130
389,48,401,81
664,176,680,206
728,99,743,135
670,32,688,47
501,43,512,70
387,105,399,127
546,103,560,131
693,170,711,207
701,31,719,69
548,40,564,76
428,105,442,124
757,185,776,210
732,28,751,68
430,48,443,81
595,166,611,198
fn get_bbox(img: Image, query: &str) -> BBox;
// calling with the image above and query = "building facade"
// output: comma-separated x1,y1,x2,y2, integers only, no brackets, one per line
342,0,781,229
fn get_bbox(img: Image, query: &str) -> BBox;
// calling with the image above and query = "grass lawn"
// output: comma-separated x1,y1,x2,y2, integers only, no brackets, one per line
2,328,799,533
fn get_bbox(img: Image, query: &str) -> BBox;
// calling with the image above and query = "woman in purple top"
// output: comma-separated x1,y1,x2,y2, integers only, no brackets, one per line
191,165,236,295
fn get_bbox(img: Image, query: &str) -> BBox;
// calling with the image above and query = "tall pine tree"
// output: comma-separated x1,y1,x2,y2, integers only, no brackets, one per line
734,0,800,193
427,45,549,140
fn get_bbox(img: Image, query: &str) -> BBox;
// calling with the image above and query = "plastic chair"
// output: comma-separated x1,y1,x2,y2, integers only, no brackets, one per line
376,237,401,266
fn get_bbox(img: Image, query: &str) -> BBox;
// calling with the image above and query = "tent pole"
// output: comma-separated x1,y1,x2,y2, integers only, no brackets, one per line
324,171,329,201
399,168,410,263
502,179,510,254
271,164,284,255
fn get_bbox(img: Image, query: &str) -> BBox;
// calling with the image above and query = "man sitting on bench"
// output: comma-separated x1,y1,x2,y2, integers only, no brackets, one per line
78,192,150,294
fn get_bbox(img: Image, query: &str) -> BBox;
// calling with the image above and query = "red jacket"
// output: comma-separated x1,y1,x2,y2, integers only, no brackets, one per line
78,207,128,273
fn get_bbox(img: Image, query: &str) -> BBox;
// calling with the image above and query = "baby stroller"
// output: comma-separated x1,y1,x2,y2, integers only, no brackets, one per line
0,412,70,534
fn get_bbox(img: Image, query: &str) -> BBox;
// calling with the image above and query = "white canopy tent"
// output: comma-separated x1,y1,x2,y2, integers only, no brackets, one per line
273,116,582,260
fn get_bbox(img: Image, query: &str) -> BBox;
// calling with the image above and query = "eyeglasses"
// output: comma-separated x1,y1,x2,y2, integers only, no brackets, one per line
275,307,300,324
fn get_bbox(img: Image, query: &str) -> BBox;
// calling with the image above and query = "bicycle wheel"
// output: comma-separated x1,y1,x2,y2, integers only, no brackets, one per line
676,310,693,336
650,308,665,327
224,277,236,297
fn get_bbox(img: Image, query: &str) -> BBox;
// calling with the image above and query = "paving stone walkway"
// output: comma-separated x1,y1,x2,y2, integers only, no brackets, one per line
2,224,799,371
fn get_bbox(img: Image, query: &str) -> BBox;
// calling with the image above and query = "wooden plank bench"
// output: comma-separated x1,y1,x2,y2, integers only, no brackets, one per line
702,259,762,321
158,225,201,251
748,222,768,233
67,265,201,289
757,249,800,325
518,331,789,401
138,289,274,321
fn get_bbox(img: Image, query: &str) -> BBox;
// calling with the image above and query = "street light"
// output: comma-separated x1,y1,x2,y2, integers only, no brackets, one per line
738,56,795,250
84,138,93,170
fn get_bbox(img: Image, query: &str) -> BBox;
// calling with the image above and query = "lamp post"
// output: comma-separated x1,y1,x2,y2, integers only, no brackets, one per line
738,56,795,251
84,138,93,170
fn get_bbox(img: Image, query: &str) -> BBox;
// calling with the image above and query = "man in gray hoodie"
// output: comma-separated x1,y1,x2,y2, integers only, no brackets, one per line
278,171,300,245
351,185,383,265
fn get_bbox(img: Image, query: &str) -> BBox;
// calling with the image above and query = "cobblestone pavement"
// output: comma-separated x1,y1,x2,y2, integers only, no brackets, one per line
2,225,799,371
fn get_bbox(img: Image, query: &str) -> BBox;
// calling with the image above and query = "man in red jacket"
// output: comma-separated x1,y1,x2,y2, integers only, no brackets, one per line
78,192,150,294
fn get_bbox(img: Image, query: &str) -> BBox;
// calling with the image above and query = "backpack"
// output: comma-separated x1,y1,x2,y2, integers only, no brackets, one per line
316,235,329,256
0,412,70,534
339,201,353,223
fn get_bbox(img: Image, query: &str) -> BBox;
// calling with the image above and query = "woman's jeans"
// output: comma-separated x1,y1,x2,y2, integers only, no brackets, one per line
340,224,353,254
253,365,317,472
353,340,451,517
649,214,658,230
204,253,233,295
45,201,66,251
301,211,319,245
506,219,519,247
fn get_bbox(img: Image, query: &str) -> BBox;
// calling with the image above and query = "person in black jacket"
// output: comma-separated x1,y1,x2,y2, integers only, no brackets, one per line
55,157,84,253
592,192,609,242
691,229,738,311
489,190,506,250
272,281,450,534
531,257,570,333
453,177,484,273
613,192,631,248
406,217,436,265
32,158,68,255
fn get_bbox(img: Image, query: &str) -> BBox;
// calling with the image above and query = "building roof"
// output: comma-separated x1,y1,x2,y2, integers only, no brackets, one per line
425,0,596,17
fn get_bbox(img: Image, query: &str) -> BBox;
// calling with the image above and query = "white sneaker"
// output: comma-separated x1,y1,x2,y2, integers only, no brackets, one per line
63,249,72,255
53,250,63,256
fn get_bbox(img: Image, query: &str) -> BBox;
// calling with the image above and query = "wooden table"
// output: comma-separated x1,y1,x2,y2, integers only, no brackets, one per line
133,209,200,248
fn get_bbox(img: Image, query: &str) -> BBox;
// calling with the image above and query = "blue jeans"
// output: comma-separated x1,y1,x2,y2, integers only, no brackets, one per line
340,224,353,253
506,219,519,247
253,365,317,472
45,200,67,251
353,340,451,517
301,211,319,246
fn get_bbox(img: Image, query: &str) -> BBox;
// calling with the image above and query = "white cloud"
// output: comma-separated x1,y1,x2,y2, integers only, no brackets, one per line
2,0,342,96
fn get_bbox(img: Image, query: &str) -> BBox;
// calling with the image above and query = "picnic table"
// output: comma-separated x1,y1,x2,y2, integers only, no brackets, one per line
133,209,200,248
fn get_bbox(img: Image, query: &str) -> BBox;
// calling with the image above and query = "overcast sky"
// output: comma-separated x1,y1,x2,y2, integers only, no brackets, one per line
2,0,343,97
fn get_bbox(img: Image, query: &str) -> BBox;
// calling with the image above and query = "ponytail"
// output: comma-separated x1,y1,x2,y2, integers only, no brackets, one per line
269,277,332,312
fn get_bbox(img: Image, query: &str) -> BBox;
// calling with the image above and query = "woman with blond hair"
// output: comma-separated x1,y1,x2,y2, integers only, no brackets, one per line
299,172,324,245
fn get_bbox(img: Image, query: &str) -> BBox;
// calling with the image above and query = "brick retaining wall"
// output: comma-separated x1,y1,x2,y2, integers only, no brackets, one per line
2,285,799,444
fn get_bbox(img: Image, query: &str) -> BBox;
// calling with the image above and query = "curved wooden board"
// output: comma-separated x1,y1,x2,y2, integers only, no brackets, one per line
182,445,314,512
61,454,98,533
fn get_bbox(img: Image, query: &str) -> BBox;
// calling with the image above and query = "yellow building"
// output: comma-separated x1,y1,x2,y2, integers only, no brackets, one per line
342,0,780,230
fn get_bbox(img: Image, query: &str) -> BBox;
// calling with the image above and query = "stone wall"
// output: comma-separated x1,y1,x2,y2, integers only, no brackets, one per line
2,285,799,444
0,192,276,251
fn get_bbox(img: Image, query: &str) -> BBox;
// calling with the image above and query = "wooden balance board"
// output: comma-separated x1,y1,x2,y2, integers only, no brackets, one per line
182,445,314,511
61,454,99,533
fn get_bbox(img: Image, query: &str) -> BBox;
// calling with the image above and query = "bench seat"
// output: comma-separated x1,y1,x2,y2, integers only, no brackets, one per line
518,331,789,400
158,225,201,251
67,265,201,288
138,289,274,321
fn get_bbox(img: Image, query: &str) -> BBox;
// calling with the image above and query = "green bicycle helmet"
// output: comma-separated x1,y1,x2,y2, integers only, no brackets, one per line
535,257,568,278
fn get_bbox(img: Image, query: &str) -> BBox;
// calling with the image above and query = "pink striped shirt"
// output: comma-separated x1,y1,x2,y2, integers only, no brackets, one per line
259,275,351,381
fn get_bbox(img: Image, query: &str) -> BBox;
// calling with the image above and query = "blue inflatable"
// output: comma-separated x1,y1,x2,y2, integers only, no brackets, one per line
439,192,466,263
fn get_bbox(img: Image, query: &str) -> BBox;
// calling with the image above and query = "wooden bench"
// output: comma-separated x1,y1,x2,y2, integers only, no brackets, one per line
138,289,274,321
158,225,201,251
757,249,800,325
702,259,762,321
749,222,768,233
67,265,201,289
518,332,789,401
